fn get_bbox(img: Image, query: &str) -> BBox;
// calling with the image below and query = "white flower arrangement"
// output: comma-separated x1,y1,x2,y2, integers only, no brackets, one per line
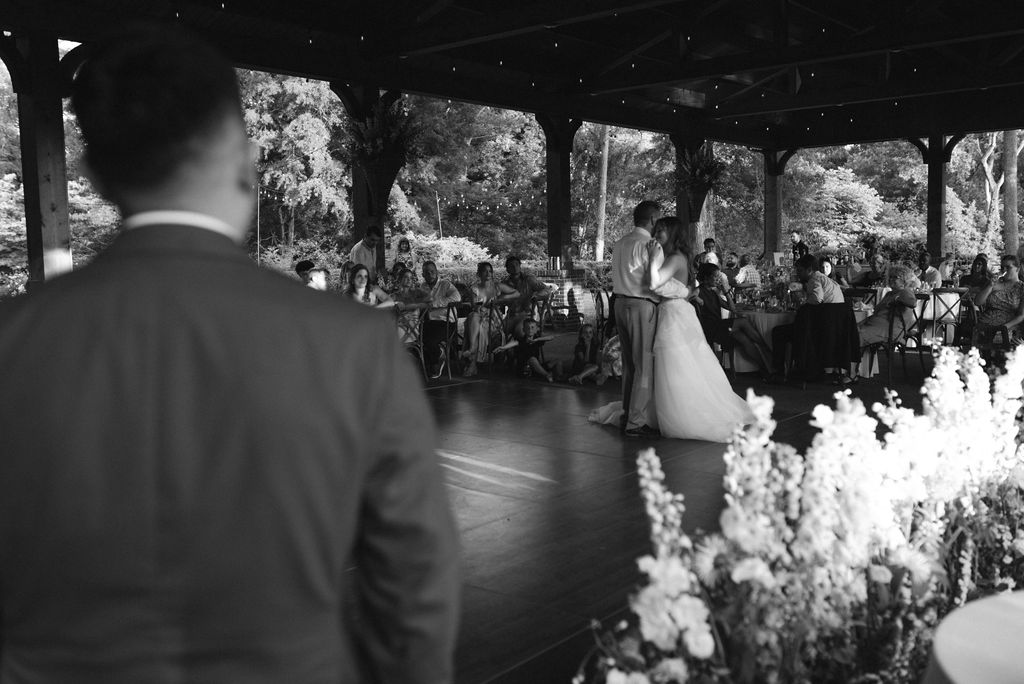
579,346,1024,684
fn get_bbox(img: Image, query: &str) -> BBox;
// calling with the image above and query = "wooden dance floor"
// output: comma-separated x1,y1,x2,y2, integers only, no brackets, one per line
428,357,926,684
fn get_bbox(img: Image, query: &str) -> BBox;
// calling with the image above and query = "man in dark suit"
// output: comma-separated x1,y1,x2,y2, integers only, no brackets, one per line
0,28,459,684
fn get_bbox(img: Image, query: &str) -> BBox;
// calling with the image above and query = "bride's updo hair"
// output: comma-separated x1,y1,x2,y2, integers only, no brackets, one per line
654,216,691,262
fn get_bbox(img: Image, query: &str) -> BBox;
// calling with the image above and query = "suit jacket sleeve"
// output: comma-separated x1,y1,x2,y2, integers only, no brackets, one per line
353,321,460,684
806,275,825,305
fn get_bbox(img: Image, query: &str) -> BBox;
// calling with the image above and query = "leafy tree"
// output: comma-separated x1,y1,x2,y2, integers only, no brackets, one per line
240,70,349,248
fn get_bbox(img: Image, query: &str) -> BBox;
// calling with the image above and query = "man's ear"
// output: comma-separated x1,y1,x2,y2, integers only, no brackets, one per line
80,157,115,203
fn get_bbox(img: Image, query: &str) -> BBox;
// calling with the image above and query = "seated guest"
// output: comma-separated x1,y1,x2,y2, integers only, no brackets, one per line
974,254,1024,345
917,251,942,288
733,254,762,290
295,259,315,284
567,323,608,385
461,261,517,377
502,255,550,338
422,260,462,378
694,264,776,379
960,253,991,294
852,253,888,287
841,264,921,384
391,267,429,343
771,254,845,372
495,317,561,382
343,264,393,308
306,267,329,291
819,255,849,287
938,251,956,283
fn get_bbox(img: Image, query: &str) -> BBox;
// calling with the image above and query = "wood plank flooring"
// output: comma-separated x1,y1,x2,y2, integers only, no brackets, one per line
427,349,929,684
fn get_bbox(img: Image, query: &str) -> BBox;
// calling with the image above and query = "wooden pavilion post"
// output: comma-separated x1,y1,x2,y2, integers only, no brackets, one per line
906,135,964,259
536,114,581,266
762,149,796,262
5,33,72,287
330,82,402,275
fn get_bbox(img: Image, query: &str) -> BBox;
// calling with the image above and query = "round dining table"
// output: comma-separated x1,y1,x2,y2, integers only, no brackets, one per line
730,307,871,375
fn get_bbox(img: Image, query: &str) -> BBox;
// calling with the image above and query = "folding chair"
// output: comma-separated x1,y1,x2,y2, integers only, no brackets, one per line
929,288,967,346
591,288,612,349
842,287,879,307
396,307,428,379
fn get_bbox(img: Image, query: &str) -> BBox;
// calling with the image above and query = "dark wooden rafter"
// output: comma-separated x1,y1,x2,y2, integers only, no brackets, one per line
584,12,1024,95
713,63,1024,118
376,0,685,57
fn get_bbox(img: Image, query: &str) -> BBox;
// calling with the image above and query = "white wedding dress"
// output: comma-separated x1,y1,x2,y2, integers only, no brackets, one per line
589,277,754,442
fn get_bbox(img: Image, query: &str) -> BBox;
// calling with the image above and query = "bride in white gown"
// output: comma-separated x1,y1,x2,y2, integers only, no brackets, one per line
590,217,753,442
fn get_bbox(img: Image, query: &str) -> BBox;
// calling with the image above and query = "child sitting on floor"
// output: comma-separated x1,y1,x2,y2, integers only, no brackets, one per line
567,323,608,385
496,318,561,382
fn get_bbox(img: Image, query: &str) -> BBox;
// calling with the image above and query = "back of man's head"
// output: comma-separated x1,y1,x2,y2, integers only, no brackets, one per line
696,263,719,284
795,254,818,272
633,200,660,227
71,27,242,197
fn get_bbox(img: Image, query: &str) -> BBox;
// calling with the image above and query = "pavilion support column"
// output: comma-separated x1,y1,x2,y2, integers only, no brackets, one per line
670,133,715,259
763,149,797,261
330,83,402,275
11,33,72,287
536,114,581,265
906,134,963,259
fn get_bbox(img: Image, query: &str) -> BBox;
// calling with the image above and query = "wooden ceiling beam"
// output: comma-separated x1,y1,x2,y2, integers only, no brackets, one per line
375,0,685,58
712,64,1024,118
582,13,1024,94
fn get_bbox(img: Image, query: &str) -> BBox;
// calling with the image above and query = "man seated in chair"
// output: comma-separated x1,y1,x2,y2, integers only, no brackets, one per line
771,254,845,375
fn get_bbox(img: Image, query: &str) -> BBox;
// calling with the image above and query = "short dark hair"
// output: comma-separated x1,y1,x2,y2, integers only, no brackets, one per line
1002,254,1019,268
633,200,661,226
505,255,521,270
795,254,819,271
739,254,752,266
703,238,716,247
294,259,315,276
696,262,720,283
364,225,383,239
71,26,242,192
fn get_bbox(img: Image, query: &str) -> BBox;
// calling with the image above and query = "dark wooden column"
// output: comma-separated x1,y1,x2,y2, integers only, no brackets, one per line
906,134,964,259
330,83,402,274
536,114,581,264
763,149,797,261
6,33,72,286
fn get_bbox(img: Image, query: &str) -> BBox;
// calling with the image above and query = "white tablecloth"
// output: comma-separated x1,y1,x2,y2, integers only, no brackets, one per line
730,308,872,375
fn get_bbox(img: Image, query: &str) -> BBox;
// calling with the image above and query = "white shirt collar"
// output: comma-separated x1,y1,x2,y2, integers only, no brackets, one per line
123,211,241,243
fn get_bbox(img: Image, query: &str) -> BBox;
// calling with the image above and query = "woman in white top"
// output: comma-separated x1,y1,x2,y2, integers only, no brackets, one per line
343,264,393,308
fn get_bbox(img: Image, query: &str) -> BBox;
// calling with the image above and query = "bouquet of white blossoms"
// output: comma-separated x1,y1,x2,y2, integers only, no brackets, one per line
579,346,1024,684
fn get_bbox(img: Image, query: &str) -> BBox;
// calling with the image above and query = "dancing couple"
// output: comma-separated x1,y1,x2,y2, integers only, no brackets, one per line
590,201,754,442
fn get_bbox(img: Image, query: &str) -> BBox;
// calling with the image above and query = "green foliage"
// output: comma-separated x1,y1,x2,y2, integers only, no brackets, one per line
402,98,548,259
240,70,350,246
404,233,493,264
